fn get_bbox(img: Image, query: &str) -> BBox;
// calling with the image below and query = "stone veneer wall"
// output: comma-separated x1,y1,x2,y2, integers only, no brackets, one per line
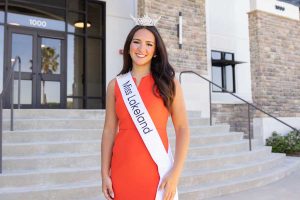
212,104,254,137
248,10,300,117
138,0,207,74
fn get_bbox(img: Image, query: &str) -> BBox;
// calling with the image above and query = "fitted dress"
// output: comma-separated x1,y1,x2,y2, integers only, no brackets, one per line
111,74,170,200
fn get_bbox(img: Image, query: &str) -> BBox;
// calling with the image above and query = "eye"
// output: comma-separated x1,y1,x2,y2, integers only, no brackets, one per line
133,41,139,44
147,43,153,47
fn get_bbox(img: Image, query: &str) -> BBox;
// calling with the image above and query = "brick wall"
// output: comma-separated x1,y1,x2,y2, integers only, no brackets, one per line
248,10,300,117
138,0,207,74
212,104,254,137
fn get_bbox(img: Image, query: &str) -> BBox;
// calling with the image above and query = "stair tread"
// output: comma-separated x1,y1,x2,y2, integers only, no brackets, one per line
182,153,285,176
0,180,101,194
1,167,101,176
179,157,300,192
3,152,100,160
3,140,101,146
185,146,271,162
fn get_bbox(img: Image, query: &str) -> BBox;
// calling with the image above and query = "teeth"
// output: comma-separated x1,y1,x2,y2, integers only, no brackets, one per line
136,54,146,58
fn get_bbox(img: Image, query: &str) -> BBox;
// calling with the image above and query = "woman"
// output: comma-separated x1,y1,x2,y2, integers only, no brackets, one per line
101,15,190,200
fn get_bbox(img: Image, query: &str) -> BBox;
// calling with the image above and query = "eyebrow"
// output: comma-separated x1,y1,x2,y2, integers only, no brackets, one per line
132,38,155,44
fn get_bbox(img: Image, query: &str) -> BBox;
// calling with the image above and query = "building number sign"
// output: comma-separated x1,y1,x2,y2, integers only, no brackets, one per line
29,19,47,27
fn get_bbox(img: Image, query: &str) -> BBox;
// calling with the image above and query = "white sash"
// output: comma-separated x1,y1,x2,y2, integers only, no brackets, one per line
116,72,178,200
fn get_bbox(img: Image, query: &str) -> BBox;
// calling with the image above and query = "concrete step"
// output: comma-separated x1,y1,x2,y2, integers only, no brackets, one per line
3,141,100,157
3,109,200,120
3,109,106,120
4,137,246,160
0,167,100,188
4,131,240,152
180,153,286,187
183,146,272,170
178,157,300,200
3,153,100,172
170,132,243,147
186,140,250,158
168,117,210,126
0,180,103,200
168,124,230,136
3,119,105,130
3,129,101,143
4,118,223,131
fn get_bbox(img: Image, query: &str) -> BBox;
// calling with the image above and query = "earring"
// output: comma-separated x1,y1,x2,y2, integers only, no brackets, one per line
153,55,157,58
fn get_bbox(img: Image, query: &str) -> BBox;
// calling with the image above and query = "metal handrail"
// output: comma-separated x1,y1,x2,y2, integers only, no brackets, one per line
179,70,300,151
0,56,21,173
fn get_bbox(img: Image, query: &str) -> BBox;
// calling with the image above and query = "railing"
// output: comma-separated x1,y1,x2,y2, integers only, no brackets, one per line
179,70,300,151
0,56,21,173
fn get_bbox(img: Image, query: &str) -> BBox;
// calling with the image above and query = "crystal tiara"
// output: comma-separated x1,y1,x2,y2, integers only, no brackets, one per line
130,14,161,26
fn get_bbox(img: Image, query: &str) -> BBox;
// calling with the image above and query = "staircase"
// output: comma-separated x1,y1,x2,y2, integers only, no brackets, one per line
0,109,299,200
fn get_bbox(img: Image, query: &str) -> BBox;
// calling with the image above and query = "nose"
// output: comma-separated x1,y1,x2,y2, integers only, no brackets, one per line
137,43,147,54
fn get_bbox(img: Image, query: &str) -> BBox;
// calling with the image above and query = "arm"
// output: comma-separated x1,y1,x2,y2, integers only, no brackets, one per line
101,79,118,200
160,79,190,200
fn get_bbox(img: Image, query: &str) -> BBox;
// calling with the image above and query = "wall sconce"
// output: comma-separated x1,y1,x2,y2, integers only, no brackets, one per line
177,12,183,49
74,21,92,28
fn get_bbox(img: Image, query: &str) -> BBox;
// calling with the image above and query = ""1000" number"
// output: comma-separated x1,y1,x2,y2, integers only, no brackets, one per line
29,19,47,27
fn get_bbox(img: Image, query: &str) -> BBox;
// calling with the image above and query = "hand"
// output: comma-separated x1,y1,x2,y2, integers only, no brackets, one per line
159,171,179,200
102,175,114,200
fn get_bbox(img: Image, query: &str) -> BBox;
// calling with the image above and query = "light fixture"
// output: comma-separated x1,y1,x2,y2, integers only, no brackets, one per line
74,21,91,28
177,12,183,49
9,22,20,26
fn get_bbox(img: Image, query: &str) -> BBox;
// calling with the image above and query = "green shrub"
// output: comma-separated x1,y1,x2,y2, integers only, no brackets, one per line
266,130,300,154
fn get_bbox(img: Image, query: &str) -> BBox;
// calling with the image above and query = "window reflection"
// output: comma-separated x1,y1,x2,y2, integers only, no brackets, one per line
67,34,83,97
14,80,32,104
41,81,60,105
41,38,61,74
67,12,85,34
87,3,103,37
0,0,4,23
0,26,3,91
67,97,83,109
212,67,222,92
12,33,33,72
87,38,102,97
68,0,85,11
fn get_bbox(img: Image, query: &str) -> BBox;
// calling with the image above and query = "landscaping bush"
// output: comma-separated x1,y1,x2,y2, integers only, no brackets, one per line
266,130,300,154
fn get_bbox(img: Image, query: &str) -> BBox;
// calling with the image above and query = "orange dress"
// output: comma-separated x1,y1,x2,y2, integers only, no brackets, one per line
111,74,170,200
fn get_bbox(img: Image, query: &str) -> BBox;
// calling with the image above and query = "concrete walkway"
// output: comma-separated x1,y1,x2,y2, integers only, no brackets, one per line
208,157,300,200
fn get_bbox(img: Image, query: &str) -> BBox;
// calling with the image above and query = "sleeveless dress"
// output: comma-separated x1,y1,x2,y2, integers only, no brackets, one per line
111,74,170,200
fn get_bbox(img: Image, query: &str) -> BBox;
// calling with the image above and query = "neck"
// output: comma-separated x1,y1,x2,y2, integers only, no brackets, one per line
131,65,151,78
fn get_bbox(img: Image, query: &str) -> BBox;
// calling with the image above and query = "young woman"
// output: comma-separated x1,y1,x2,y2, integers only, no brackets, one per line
101,16,190,200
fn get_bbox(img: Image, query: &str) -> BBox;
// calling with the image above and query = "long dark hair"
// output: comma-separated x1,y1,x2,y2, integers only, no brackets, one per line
119,25,176,110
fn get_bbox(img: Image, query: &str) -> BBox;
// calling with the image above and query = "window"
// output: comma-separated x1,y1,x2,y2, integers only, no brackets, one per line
211,50,236,93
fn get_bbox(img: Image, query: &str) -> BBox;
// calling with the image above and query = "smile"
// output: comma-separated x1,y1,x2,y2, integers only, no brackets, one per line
136,53,146,58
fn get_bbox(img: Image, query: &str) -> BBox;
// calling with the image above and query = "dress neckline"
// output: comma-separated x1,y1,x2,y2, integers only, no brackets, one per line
131,73,152,88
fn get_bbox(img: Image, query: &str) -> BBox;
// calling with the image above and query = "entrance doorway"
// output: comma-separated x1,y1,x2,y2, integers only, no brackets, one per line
6,27,66,108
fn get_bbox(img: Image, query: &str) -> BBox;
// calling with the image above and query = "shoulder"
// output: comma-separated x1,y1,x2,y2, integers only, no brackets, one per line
107,78,117,93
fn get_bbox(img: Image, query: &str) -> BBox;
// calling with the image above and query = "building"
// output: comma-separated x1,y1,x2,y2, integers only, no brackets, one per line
0,0,300,139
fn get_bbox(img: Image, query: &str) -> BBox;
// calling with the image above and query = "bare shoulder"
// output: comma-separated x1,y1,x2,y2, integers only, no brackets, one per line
107,78,117,93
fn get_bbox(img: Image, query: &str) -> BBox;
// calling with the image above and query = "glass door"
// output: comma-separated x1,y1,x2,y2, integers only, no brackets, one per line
7,27,66,108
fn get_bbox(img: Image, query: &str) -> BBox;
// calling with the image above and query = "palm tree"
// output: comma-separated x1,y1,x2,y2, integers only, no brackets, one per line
41,46,59,104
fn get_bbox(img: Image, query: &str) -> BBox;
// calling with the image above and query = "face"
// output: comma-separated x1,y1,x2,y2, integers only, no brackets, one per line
129,28,156,69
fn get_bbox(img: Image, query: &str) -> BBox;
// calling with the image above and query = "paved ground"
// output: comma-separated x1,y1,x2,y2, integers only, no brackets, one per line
208,157,300,200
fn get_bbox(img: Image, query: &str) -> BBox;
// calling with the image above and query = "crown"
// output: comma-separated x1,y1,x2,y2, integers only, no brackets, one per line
130,14,161,26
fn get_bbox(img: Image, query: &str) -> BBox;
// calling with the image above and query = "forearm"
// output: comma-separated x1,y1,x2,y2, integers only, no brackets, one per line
171,127,190,177
101,130,116,178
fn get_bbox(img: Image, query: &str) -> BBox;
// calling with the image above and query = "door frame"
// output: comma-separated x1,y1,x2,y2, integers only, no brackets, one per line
5,26,66,108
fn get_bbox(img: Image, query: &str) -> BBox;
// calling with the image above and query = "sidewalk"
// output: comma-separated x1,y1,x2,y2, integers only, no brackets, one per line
208,157,300,200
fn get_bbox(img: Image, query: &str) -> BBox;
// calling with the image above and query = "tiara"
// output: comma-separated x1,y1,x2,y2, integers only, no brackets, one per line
130,14,161,26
